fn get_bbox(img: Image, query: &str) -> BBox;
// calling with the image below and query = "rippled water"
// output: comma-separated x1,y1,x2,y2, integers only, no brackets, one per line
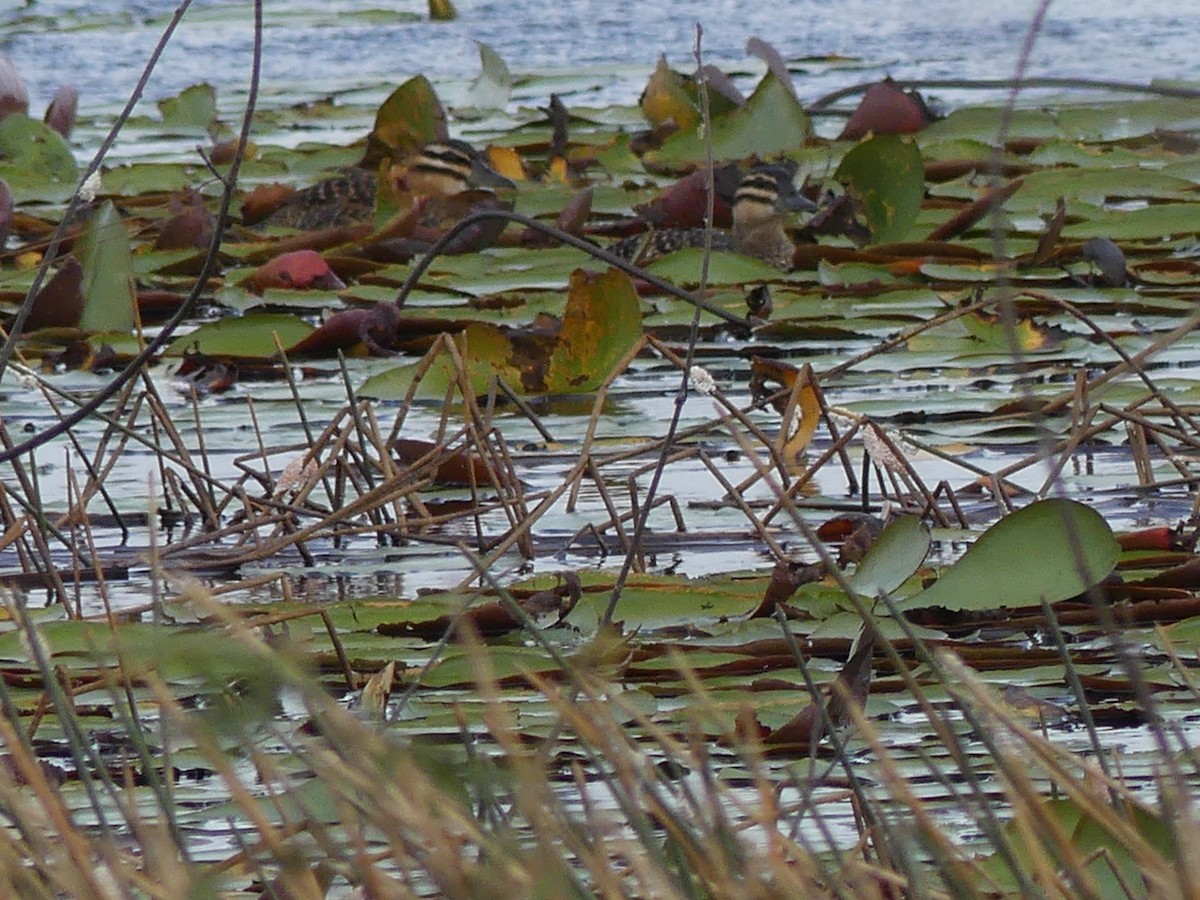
5,0,1199,116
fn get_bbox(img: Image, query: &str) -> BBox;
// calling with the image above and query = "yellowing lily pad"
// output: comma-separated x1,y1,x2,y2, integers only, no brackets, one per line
361,267,642,399
646,71,812,168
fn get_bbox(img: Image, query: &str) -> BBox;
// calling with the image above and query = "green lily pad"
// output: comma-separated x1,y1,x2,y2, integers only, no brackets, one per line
0,113,78,197
901,498,1118,612
77,200,136,334
835,134,924,244
167,312,314,358
366,75,446,161
157,83,218,132
847,515,931,599
360,267,642,398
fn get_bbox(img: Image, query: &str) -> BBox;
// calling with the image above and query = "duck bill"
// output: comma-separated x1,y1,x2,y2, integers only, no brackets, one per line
778,191,818,214
468,154,517,191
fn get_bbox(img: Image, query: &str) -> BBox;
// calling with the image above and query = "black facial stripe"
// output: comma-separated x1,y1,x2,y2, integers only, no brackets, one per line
410,161,471,180
419,144,474,166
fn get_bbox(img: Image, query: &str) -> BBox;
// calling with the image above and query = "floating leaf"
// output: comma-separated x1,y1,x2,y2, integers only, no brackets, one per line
840,78,933,140
428,0,456,20
43,84,78,139
0,112,78,194
846,516,931,599
545,267,643,391
926,177,1023,242
0,53,29,119
360,267,642,398
77,201,136,334
284,303,398,358
835,134,923,244
167,312,314,358
157,83,217,132
648,70,811,168
23,255,83,331
247,250,346,294
466,42,511,110
958,307,1066,354
639,56,699,131
364,75,447,166
981,796,1174,897
901,499,1118,611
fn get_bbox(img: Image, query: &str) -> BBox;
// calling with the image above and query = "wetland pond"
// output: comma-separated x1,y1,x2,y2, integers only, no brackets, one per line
2,1,1200,895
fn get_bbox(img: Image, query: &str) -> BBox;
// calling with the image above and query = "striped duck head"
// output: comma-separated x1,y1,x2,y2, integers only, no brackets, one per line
395,139,516,198
731,162,817,233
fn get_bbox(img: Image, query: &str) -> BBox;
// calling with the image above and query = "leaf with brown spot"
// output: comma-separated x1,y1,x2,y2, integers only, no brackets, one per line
960,307,1067,353
546,267,644,392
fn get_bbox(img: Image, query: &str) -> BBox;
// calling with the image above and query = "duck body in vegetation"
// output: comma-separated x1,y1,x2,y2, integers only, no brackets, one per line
612,163,816,271
259,140,515,231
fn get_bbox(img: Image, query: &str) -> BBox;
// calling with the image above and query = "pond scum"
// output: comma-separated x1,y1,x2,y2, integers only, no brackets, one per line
6,5,1200,899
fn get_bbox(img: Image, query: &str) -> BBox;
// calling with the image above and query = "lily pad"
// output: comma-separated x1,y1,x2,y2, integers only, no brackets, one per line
167,312,315,358
847,515,931,599
157,83,218,132
360,267,642,398
646,71,812,168
77,201,136,334
466,42,512,111
901,498,1118,612
835,134,924,244
365,75,447,163
0,113,78,196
